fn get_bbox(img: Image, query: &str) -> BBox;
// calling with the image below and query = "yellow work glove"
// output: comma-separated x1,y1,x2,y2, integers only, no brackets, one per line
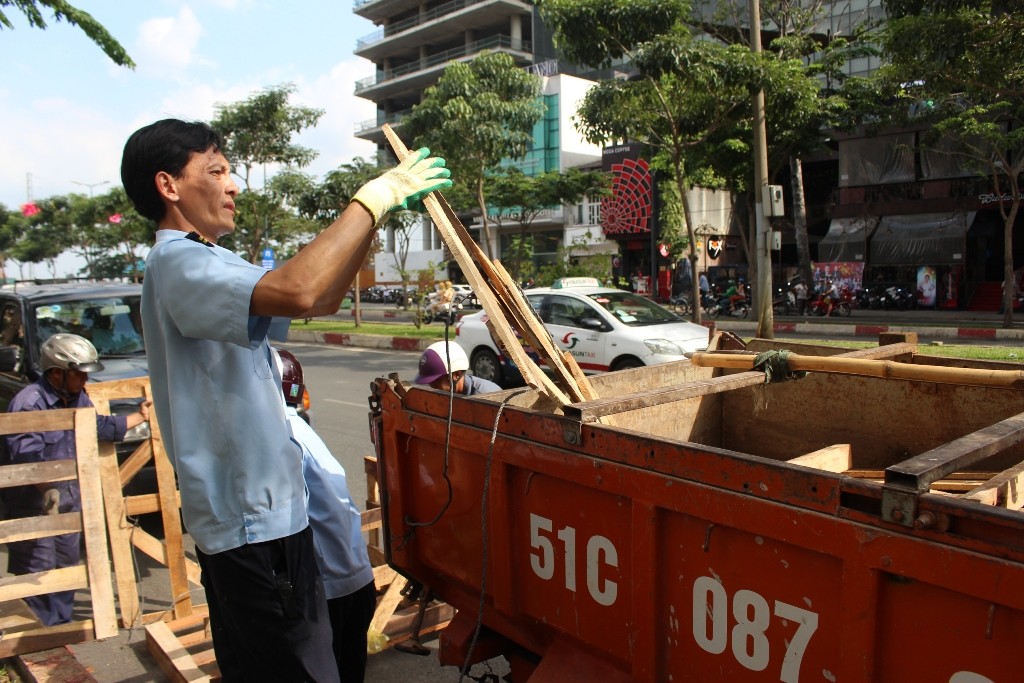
352,147,452,226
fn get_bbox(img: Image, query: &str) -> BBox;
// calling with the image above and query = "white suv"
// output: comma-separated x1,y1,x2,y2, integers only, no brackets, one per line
454,278,710,385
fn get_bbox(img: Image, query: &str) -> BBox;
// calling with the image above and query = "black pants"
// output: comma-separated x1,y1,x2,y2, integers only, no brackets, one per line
327,580,377,683
197,527,339,683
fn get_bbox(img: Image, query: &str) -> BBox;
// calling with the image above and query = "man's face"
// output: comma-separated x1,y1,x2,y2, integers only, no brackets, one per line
173,147,239,241
47,368,88,395
429,371,465,393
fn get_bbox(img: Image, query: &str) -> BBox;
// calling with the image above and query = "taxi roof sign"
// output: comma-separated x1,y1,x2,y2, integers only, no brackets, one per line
551,277,601,289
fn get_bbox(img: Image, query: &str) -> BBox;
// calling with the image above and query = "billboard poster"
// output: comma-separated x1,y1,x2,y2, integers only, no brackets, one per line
811,262,865,294
917,266,937,307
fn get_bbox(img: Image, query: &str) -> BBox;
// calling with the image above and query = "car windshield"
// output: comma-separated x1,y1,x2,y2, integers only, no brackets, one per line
587,291,682,326
34,296,145,356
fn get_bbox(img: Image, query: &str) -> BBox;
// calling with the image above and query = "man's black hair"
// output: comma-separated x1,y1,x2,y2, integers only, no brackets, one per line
120,119,224,223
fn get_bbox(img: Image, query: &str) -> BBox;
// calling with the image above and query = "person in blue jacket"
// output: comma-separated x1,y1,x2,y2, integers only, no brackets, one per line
414,341,501,395
273,347,376,683
3,333,150,626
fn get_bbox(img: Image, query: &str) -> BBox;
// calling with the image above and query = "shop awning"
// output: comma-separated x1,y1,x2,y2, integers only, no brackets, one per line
818,216,878,262
869,211,974,266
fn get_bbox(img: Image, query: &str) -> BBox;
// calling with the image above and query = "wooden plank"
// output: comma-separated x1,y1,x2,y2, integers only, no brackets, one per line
361,506,382,532
690,350,1024,390
0,566,89,602
0,621,94,659
0,409,78,434
564,370,766,422
0,460,77,489
73,409,118,640
149,377,193,620
382,124,574,406
95,404,142,628
145,620,212,683
964,460,1024,509
886,411,1024,491
0,512,81,543
373,564,398,590
0,599,42,633
788,444,852,473
369,574,408,635
119,439,153,488
124,491,180,517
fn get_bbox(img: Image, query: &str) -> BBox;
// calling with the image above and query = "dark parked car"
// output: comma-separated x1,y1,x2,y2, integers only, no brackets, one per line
0,281,152,449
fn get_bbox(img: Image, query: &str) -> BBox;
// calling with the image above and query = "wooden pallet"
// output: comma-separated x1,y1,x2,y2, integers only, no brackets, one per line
88,378,199,629
142,454,454,682
0,408,118,658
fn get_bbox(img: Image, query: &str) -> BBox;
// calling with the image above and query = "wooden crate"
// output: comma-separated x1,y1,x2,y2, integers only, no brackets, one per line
0,407,118,657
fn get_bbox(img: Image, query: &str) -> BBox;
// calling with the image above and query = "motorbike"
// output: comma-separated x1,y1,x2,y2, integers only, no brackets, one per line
805,287,853,317
772,286,797,315
706,293,750,319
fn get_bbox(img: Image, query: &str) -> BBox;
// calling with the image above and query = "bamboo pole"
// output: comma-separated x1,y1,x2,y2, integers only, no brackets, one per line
688,351,1024,390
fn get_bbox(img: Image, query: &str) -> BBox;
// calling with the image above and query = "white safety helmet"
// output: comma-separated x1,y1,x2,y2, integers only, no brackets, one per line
414,341,469,385
40,333,104,373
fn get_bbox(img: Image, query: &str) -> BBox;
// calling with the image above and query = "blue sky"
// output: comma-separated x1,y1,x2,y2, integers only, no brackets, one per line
0,0,378,217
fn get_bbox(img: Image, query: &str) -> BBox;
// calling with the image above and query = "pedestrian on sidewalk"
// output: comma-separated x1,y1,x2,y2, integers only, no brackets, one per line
794,279,808,316
2,334,150,626
273,348,376,683
121,118,450,682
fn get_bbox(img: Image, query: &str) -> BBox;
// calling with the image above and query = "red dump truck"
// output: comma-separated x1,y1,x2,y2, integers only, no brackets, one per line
369,337,1024,682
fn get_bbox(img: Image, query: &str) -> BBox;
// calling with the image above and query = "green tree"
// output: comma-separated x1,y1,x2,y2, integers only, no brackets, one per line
11,195,75,276
1,0,134,66
487,167,610,281
540,0,763,324
87,187,153,281
402,51,545,259
881,1,1024,327
211,83,324,263
693,1,881,293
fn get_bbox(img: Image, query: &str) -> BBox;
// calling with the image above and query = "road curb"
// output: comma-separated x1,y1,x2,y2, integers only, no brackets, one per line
709,320,1024,342
288,328,437,351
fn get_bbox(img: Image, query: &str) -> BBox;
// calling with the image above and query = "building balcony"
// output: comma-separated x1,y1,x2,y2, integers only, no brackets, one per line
355,0,531,61
354,34,533,102
354,0,423,23
354,111,412,144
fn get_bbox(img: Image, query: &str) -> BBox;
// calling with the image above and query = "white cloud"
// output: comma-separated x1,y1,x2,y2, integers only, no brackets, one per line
292,58,377,180
134,6,204,81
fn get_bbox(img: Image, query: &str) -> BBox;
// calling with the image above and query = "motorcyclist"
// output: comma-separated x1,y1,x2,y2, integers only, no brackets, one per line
719,279,737,313
729,278,747,313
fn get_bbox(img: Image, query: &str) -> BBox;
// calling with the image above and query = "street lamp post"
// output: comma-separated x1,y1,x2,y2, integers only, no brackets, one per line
71,180,110,198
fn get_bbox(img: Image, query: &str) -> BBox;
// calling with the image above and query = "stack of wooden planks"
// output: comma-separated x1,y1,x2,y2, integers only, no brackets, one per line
382,124,599,409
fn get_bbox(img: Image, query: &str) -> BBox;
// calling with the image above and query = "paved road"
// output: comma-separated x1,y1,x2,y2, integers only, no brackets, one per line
67,344,506,682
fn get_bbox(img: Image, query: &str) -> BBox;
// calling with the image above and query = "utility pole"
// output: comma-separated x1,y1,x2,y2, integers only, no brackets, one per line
71,180,110,198
749,0,774,338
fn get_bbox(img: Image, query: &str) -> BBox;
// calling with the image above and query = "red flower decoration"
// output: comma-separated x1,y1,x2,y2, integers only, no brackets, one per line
108,213,123,224
21,203,40,217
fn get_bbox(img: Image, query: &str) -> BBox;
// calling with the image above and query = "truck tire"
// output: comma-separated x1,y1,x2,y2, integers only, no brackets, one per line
471,348,503,385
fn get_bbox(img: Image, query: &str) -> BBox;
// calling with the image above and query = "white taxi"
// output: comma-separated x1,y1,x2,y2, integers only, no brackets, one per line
454,277,710,385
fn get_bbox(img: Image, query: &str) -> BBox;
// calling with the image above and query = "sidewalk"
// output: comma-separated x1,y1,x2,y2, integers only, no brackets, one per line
312,304,1024,346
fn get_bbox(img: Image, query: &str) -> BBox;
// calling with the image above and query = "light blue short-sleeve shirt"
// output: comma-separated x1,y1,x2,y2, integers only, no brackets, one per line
142,230,307,555
286,407,374,599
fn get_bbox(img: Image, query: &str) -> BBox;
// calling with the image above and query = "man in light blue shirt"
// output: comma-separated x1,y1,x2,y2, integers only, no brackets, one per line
121,118,450,682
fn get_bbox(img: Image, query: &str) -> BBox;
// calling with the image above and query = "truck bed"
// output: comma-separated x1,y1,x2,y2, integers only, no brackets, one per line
369,339,1024,682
